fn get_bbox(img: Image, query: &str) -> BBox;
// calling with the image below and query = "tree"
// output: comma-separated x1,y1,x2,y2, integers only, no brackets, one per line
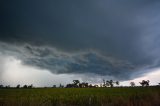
66,80,82,88
53,85,56,88
28,84,33,88
16,84,20,88
73,80,80,87
0,85,3,88
115,81,120,86
59,84,64,88
139,80,150,87
66,84,74,88
5,85,10,88
94,85,99,87
89,84,93,88
130,82,135,87
103,79,107,87
103,80,119,87
23,85,28,88
79,82,88,88
107,80,113,87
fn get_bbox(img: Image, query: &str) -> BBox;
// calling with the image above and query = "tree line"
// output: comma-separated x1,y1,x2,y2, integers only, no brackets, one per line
0,84,33,89
0,80,159,89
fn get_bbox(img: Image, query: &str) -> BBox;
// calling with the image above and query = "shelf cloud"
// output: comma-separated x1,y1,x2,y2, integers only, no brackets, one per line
1,0,160,83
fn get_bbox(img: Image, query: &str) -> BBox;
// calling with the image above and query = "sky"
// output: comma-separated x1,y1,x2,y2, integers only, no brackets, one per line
1,0,160,87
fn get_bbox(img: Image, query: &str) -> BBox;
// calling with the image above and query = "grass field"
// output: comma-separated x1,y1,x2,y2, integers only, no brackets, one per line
0,87,160,106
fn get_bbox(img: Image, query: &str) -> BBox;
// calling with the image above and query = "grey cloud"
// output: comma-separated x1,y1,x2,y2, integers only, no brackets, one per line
0,42,150,80
0,54,5,79
1,1,160,80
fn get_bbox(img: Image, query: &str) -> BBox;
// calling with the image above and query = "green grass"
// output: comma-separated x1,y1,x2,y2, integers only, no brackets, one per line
0,87,160,106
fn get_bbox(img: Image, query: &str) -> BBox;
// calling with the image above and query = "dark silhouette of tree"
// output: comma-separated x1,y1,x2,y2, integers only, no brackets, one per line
22,84,33,88
79,82,88,88
66,80,82,88
103,79,107,87
130,82,135,87
106,80,114,87
5,85,10,88
115,81,119,86
23,85,28,88
59,83,64,88
16,84,20,88
53,85,56,88
73,80,80,88
0,85,3,88
66,79,119,88
66,84,74,88
89,84,93,88
28,84,33,88
94,85,99,87
103,80,119,87
139,80,150,87
83,82,89,88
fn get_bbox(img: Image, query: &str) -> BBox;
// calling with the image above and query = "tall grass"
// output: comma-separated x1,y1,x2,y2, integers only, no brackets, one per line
0,87,160,106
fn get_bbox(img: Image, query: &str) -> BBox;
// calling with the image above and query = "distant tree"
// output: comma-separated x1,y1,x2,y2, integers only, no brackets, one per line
94,85,99,88
130,82,135,87
84,83,89,88
0,85,3,88
66,84,74,88
103,80,119,87
66,80,82,88
23,85,28,88
28,84,33,88
16,84,20,88
53,85,56,88
79,83,82,88
115,81,120,86
139,80,150,87
5,85,10,88
79,82,88,88
89,84,93,88
103,79,107,87
59,84,64,88
106,80,114,87
73,80,80,87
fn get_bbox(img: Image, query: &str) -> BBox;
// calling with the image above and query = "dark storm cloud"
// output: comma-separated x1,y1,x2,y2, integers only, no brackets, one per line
1,0,160,80
0,43,136,80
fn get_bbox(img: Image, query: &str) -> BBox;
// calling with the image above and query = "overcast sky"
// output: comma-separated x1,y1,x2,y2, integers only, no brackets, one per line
1,0,160,87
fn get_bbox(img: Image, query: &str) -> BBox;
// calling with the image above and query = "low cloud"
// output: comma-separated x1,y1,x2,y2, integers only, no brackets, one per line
0,42,156,81
1,0,160,83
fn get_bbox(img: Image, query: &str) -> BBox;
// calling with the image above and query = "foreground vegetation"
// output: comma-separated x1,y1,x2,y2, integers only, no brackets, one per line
0,87,160,106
